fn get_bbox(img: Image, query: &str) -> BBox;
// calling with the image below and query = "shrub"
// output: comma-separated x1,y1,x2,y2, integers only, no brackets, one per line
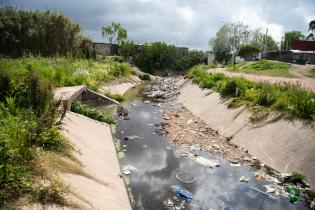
71,100,116,124
245,60,290,71
290,171,305,183
105,92,125,102
187,66,315,120
139,73,151,81
238,44,260,58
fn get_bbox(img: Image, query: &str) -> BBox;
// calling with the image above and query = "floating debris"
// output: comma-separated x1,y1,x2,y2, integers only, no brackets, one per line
122,165,137,175
195,156,220,168
240,176,250,182
168,185,193,201
175,172,197,183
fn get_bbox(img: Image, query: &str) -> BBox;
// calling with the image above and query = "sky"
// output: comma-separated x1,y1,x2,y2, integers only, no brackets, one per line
2,0,315,50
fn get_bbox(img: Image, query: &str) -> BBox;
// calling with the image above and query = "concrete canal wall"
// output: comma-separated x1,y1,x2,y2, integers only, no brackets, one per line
178,80,315,187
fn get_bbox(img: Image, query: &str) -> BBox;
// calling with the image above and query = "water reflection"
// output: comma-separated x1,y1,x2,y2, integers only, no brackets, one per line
109,88,309,210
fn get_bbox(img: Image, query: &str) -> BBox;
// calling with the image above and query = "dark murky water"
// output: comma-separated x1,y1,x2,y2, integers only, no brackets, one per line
94,87,309,210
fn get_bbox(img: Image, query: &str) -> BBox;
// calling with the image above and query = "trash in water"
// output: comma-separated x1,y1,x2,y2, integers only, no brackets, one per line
122,165,137,175
123,135,143,140
166,146,171,150
168,185,207,210
168,185,193,201
142,144,148,148
249,186,277,199
195,156,220,168
176,172,197,183
144,100,150,104
280,172,291,179
239,176,250,182
189,144,201,151
230,163,241,167
255,173,265,180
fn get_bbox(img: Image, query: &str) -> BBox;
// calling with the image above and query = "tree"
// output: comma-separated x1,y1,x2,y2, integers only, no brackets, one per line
0,7,81,57
101,22,127,45
281,31,305,50
120,40,134,60
307,20,315,40
238,45,260,58
210,22,279,63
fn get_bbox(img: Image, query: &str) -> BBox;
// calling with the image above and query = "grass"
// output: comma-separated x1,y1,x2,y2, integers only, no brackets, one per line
0,56,134,91
0,56,132,207
71,100,116,124
290,171,306,183
228,60,293,77
188,64,315,121
105,92,125,102
307,68,315,78
0,67,73,207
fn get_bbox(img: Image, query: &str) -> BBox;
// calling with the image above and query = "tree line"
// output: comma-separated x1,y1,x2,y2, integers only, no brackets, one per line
0,7,93,57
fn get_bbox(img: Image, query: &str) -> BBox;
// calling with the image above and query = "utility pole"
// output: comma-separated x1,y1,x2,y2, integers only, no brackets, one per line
232,26,236,66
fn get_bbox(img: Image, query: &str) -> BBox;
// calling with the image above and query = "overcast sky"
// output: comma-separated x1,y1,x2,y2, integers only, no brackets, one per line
3,0,315,50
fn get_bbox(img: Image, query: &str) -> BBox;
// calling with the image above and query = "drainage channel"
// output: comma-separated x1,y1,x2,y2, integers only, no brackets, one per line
93,86,309,210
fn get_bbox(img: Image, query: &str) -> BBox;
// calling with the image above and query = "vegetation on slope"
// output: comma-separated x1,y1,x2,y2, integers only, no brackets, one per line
188,65,315,120
228,60,292,77
0,57,134,90
0,67,72,207
70,100,116,124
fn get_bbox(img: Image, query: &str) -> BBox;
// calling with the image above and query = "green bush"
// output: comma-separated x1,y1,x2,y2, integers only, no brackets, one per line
238,44,260,58
290,171,305,183
245,60,290,71
71,100,116,124
0,66,70,205
138,73,151,81
0,57,133,90
187,66,315,120
105,92,125,102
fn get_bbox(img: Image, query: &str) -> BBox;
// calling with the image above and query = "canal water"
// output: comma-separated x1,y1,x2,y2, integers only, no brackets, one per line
93,86,309,210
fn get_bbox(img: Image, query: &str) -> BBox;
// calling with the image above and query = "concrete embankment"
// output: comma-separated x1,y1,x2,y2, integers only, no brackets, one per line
178,80,315,186
61,112,131,210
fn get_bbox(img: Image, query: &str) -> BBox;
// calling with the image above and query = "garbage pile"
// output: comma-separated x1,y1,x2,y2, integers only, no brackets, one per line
144,77,182,100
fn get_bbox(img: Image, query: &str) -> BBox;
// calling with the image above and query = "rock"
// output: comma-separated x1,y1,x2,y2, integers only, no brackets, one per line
189,144,201,151
187,119,193,125
310,200,315,209
163,115,170,120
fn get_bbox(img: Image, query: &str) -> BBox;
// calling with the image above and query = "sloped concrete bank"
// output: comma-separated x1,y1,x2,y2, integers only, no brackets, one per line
60,112,131,210
178,80,315,186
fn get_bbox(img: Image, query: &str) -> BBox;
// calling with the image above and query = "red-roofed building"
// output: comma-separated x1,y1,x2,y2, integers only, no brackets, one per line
291,40,315,52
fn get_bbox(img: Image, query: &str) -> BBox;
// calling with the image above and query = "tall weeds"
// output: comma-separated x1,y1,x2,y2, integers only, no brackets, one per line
188,65,315,120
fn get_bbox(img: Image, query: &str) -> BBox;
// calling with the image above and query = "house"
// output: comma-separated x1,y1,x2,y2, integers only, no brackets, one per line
92,42,120,56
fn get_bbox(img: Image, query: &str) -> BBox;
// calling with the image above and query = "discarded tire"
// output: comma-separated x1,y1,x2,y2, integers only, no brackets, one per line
175,172,197,183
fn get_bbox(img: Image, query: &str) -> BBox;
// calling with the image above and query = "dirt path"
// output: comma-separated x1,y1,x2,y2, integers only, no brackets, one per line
208,66,315,92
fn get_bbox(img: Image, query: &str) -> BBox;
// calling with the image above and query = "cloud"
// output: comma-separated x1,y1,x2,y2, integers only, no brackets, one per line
3,0,314,50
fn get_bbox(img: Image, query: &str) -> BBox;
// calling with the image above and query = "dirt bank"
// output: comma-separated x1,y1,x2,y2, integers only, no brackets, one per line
178,80,315,186
60,112,131,209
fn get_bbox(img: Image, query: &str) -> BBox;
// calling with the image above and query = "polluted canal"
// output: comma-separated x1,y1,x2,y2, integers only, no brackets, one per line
95,82,310,210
